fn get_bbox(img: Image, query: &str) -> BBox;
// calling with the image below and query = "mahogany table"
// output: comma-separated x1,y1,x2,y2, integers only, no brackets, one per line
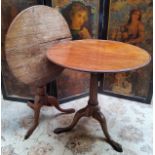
47,39,150,152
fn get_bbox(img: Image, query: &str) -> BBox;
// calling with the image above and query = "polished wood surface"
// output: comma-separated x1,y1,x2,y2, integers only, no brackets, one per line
47,39,151,73
54,73,123,152
5,5,72,85
48,39,150,152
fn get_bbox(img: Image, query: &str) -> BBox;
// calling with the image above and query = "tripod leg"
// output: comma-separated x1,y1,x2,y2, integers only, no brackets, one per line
54,107,87,134
48,96,75,114
27,101,35,110
24,103,42,139
92,110,123,152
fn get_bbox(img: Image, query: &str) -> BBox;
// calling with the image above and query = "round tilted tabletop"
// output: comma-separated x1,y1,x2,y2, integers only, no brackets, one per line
47,39,151,73
5,5,72,86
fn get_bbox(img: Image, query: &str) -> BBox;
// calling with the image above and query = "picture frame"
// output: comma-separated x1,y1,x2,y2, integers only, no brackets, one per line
2,0,152,104
100,0,153,104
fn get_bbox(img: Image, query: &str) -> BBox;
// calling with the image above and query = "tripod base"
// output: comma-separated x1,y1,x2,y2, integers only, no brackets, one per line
24,86,75,139
54,73,123,152
54,104,122,152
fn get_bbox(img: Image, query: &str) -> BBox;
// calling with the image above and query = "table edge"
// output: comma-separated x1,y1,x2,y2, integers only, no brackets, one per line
46,52,151,73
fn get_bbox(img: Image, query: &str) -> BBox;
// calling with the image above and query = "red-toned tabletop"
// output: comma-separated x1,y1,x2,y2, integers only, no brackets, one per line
47,39,150,73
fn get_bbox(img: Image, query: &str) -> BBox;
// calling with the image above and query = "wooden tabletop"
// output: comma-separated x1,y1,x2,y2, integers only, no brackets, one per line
47,39,151,73
5,5,71,85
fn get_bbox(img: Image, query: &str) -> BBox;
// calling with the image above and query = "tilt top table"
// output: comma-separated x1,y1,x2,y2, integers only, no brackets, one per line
47,39,150,152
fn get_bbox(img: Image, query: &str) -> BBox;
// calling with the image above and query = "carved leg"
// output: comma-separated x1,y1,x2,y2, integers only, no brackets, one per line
48,96,75,114
25,86,75,139
24,103,42,139
92,110,123,152
54,107,87,134
27,101,35,110
53,73,123,152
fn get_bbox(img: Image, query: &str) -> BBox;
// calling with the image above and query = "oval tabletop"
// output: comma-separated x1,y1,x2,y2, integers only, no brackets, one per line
47,39,151,73
5,5,71,85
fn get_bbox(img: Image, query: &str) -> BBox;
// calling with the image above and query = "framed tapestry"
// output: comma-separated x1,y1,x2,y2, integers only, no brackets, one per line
1,0,46,102
48,0,106,102
100,0,153,103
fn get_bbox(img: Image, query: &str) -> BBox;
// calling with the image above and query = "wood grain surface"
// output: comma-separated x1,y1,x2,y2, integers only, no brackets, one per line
5,5,72,86
47,39,151,73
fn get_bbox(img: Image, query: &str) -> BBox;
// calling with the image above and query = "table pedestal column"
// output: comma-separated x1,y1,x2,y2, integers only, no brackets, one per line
54,73,123,152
